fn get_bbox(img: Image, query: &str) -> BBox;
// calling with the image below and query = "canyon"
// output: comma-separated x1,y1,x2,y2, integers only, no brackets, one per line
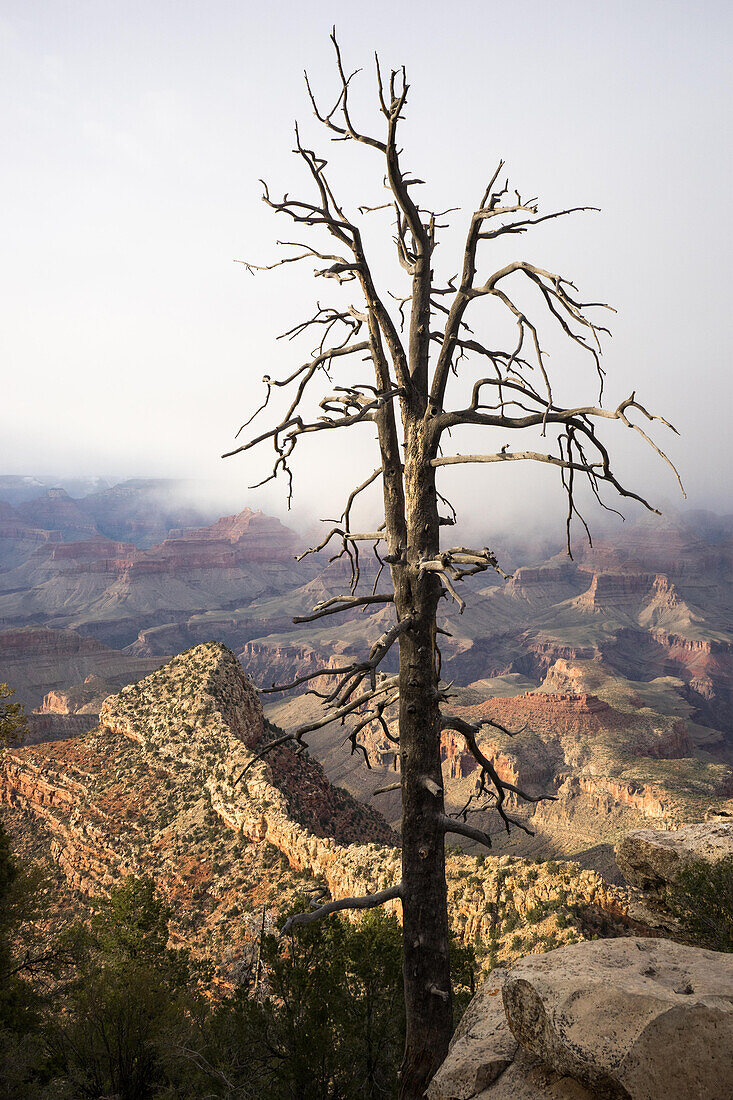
0,644,639,979
0,498,312,648
1,478,732,881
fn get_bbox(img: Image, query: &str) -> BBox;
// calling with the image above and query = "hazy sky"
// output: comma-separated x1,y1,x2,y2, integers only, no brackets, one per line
3,1,732,532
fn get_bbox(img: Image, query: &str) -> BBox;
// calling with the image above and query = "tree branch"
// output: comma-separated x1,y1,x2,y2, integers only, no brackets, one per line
292,593,393,624
282,881,403,934
441,715,556,836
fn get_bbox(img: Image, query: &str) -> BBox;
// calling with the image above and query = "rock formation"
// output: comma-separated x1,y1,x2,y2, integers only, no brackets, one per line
0,626,164,711
271,655,732,876
240,511,733,740
0,643,636,977
616,819,733,904
427,968,517,1098
5,500,733,882
0,506,313,649
429,937,733,1099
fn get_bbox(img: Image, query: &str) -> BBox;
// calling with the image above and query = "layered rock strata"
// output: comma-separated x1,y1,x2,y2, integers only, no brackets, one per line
0,508,312,648
0,626,164,711
1,643,634,972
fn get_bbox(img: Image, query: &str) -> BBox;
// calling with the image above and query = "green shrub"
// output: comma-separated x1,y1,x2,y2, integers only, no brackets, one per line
667,856,733,952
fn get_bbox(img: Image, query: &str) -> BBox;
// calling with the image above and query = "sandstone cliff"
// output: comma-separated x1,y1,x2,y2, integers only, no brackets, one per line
286,655,732,878
0,644,635,977
0,507,314,648
0,626,164,712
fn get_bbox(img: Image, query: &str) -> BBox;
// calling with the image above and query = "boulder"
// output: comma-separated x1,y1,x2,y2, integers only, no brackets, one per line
473,1049,593,1099
427,972,594,1100
427,969,517,1099
616,820,733,901
502,937,733,1100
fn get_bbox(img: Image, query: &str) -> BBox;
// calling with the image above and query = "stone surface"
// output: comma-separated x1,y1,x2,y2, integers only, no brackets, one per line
503,937,733,1100
474,1049,593,1099
427,973,596,1100
427,969,517,1099
616,820,733,901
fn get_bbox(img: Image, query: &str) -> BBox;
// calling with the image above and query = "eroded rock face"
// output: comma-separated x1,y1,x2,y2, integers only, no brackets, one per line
428,967,594,1100
1,642,637,975
503,937,733,1100
426,969,517,1099
616,820,733,901
0,507,312,649
0,626,163,711
472,1049,593,1099
0,642,397,968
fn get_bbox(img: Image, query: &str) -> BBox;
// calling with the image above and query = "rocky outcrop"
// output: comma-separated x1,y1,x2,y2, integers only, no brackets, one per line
39,673,115,715
1,644,637,974
44,510,300,576
99,642,266,753
431,938,733,1099
426,969,517,1099
573,570,660,611
166,508,300,558
503,938,733,1099
616,819,733,902
456,691,613,741
0,644,398,967
239,640,348,690
557,775,678,822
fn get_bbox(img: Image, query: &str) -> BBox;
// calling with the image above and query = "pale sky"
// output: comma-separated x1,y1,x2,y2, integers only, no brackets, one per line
2,1,732,534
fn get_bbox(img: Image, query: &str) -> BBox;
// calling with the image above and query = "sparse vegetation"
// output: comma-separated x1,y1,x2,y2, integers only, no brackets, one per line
0,849,476,1099
0,683,28,745
667,857,733,952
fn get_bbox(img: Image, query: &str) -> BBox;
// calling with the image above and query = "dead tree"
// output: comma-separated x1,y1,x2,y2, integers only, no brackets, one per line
224,32,681,1099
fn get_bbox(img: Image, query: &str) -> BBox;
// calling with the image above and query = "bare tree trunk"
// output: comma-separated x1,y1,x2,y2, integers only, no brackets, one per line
398,617,452,1095
396,428,453,1096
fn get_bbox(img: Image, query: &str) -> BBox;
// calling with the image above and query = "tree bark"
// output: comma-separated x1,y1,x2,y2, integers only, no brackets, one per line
395,422,453,1098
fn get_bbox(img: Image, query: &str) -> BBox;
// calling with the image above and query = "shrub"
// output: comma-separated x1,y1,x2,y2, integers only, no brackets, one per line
667,856,733,952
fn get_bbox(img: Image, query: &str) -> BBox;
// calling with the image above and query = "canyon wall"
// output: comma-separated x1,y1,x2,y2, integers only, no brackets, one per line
0,644,635,972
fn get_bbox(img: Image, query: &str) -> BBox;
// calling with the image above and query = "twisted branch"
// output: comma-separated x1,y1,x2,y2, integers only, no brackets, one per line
282,881,403,934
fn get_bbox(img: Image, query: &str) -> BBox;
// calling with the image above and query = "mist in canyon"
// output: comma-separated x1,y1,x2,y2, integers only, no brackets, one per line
3,0,732,529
